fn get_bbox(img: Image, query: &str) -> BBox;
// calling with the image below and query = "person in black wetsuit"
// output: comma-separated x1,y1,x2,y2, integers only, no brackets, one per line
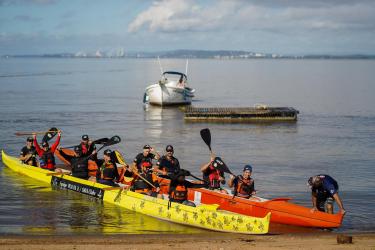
132,144,160,171
19,137,37,167
155,145,180,177
58,146,89,179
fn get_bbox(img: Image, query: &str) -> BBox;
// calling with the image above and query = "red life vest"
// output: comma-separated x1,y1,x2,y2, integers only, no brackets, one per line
81,143,88,154
207,164,221,189
170,184,187,201
40,151,56,170
235,176,254,198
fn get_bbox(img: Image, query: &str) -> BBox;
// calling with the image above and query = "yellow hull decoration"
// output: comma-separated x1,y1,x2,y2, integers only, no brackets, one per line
1,151,270,234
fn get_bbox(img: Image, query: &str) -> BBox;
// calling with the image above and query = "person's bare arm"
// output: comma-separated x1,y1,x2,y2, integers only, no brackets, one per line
333,193,346,214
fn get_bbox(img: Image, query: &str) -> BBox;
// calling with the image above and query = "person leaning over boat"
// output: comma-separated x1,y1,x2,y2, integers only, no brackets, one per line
308,175,346,215
19,137,38,167
169,170,208,207
200,154,228,194
96,149,119,186
132,144,160,171
155,145,180,176
129,161,161,197
79,134,97,158
57,146,89,179
228,165,256,199
33,131,61,171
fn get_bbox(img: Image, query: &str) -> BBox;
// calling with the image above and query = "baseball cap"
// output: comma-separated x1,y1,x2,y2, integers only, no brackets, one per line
26,137,33,142
74,146,82,154
82,135,89,141
243,165,252,172
143,144,151,149
103,149,112,156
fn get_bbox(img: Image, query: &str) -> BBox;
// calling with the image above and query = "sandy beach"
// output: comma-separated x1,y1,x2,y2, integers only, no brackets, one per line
1,233,374,250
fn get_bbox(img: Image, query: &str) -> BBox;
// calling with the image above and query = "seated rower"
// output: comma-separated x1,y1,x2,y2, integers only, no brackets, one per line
200,154,228,194
308,174,345,214
228,165,256,199
130,161,160,197
19,137,37,167
169,170,208,207
58,146,89,179
155,145,180,177
33,131,61,171
96,149,119,186
132,144,160,171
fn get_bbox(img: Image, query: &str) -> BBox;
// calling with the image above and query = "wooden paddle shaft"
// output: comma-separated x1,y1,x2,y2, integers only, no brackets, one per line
15,130,60,136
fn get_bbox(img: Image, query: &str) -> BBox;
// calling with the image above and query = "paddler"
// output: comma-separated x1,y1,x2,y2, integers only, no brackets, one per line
155,145,180,176
129,161,161,197
96,149,119,186
228,165,256,199
132,144,160,171
33,131,61,171
57,146,89,179
79,134,97,158
169,170,208,207
308,174,346,214
200,154,228,194
19,137,38,167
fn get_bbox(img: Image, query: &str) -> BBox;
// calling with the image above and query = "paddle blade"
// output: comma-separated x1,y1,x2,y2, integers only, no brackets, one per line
200,128,211,151
92,137,109,145
103,135,121,147
42,127,59,143
114,150,127,165
212,157,233,175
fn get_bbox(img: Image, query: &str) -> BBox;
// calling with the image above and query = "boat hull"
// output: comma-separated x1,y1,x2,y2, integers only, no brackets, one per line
188,188,343,228
145,84,193,106
1,151,270,234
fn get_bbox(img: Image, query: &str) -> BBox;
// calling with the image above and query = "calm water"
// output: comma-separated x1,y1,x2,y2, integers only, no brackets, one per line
0,58,374,235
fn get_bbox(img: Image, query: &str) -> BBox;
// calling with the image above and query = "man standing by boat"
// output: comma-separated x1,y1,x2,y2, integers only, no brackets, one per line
132,145,160,171
33,131,61,171
19,137,37,167
200,154,228,194
155,145,180,176
308,175,346,215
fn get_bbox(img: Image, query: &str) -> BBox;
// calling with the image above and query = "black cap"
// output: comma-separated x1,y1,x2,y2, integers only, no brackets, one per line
166,145,174,152
243,165,252,172
103,149,112,156
26,137,33,142
143,144,151,149
42,141,49,148
82,135,89,141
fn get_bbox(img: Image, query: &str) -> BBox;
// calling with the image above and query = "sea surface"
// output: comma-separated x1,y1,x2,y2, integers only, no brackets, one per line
0,58,374,235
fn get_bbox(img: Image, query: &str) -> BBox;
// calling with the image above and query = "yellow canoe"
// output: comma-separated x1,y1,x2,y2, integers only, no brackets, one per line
1,151,270,234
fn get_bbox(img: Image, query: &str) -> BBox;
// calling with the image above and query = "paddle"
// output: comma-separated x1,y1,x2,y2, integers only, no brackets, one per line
42,127,59,143
61,137,109,149
212,157,235,176
200,128,212,153
15,128,58,137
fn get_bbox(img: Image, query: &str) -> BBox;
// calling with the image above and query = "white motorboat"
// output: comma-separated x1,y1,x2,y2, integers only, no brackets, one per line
143,60,195,106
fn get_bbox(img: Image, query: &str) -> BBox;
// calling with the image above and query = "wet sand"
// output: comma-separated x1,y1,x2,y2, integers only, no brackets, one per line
1,233,374,250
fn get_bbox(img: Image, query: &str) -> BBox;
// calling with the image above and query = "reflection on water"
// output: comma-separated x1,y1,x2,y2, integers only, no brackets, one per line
0,168,203,235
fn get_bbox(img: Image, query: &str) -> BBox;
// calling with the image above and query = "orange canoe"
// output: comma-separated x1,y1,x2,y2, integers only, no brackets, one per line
155,176,343,228
187,187,344,228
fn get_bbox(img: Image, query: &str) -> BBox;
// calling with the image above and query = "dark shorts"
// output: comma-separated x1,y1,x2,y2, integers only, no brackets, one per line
317,193,334,211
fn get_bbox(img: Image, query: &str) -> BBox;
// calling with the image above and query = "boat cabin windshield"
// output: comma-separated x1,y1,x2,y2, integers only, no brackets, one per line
162,71,187,83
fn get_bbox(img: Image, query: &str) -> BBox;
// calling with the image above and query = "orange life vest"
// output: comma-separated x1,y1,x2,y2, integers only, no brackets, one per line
235,175,254,198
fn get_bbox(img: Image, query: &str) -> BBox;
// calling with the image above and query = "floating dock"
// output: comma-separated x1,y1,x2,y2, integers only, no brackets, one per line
184,106,299,122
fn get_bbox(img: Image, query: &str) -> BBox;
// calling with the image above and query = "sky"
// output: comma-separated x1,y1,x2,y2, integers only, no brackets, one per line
1,0,375,55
